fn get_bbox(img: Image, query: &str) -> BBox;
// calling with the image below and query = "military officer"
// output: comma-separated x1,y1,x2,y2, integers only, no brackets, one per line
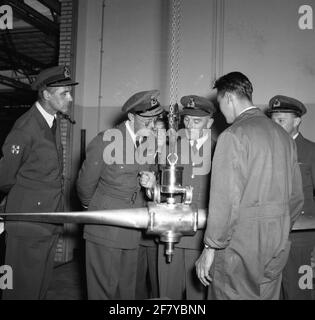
76,90,163,300
0,65,78,300
141,95,216,299
135,116,168,299
269,95,315,300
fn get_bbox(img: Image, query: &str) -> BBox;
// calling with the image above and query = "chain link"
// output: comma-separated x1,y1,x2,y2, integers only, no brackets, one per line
169,0,182,108
167,0,182,166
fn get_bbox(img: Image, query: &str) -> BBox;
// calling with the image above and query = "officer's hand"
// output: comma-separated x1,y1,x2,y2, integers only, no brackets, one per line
195,247,214,286
139,171,156,188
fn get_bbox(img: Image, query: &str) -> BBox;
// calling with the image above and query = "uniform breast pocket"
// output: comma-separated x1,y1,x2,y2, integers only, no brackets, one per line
107,163,139,185
116,164,133,172
34,143,59,173
299,163,313,188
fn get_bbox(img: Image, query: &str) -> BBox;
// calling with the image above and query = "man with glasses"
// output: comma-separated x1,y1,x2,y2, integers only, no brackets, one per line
76,90,163,299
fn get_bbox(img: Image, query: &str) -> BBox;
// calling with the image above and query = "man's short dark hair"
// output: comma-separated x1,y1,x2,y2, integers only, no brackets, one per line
213,72,253,102
38,86,57,101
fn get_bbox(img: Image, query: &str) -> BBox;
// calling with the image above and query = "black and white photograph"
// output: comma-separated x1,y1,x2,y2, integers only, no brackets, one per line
0,0,314,307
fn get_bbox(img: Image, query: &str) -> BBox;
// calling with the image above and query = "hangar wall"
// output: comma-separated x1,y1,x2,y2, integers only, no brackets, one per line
73,0,315,179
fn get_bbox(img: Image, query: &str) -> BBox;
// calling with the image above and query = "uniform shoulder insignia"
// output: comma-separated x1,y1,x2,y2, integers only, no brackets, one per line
11,145,20,155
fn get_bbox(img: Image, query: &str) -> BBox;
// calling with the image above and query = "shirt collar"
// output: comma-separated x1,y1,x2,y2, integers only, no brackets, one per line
36,101,55,128
190,133,209,150
239,106,257,116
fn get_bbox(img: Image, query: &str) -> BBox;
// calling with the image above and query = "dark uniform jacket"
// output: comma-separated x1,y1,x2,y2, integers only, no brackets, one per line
295,133,315,217
204,107,304,299
0,104,64,235
76,122,155,249
281,132,315,300
174,135,214,249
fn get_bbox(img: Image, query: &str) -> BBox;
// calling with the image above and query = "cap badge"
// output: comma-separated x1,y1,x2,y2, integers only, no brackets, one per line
187,97,196,108
64,67,71,78
273,99,281,107
150,96,158,107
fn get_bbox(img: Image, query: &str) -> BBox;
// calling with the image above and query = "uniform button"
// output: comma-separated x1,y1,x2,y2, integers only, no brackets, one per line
37,202,41,206
301,210,305,215
192,162,195,166
191,174,194,179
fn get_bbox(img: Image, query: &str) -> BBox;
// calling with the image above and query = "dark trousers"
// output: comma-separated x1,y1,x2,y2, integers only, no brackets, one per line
158,245,207,300
85,240,139,300
136,245,159,299
282,231,315,300
2,232,59,300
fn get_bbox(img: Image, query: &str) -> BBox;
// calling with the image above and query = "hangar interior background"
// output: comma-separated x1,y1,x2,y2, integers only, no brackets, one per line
1,0,314,262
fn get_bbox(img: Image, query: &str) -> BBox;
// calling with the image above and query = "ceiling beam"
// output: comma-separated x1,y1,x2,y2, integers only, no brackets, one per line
7,0,59,36
0,74,32,90
37,0,61,16
0,44,47,71
2,27,58,51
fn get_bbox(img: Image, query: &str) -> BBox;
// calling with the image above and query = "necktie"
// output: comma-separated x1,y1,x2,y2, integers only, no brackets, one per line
192,140,198,154
51,117,57,136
